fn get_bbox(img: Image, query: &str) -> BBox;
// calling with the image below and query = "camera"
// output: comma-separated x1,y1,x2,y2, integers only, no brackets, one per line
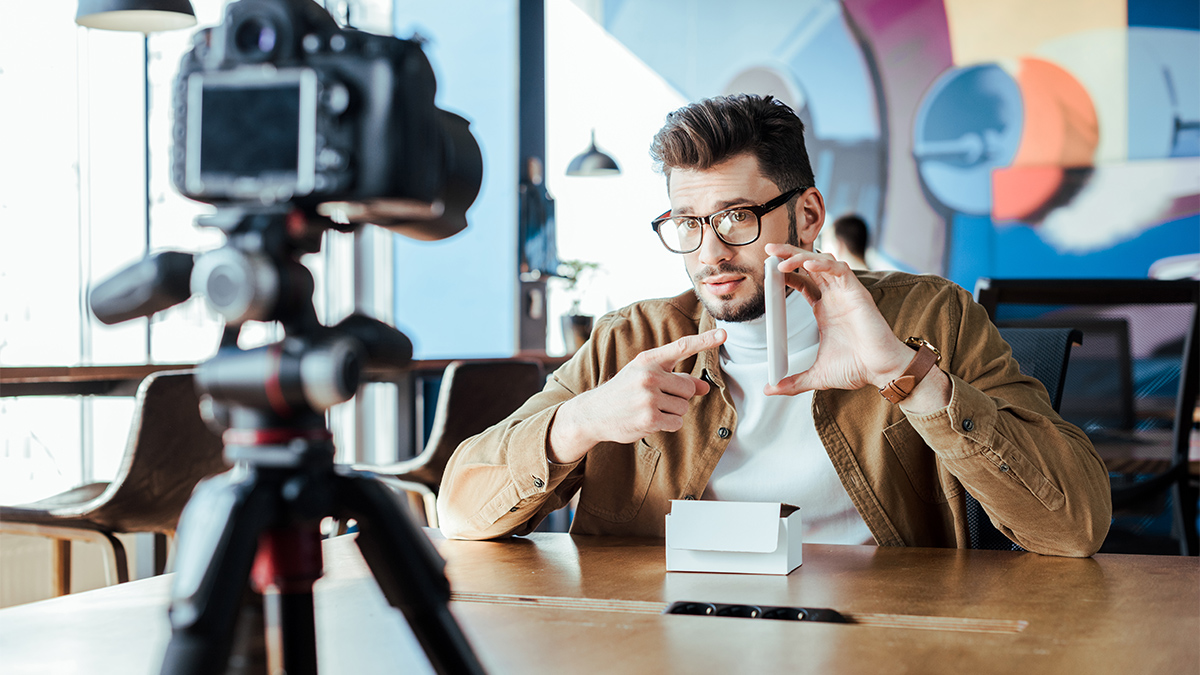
170,0,482,241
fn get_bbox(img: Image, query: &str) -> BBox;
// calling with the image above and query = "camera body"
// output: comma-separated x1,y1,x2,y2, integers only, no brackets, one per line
170,0,481,240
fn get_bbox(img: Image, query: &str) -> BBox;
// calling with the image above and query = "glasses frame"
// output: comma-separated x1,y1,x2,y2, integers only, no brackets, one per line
650,186,804,254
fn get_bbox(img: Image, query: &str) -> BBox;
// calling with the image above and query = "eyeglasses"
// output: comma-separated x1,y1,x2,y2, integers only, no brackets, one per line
650,187,803,254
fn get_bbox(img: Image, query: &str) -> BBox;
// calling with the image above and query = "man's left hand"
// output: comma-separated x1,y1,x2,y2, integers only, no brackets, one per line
762,244,949,411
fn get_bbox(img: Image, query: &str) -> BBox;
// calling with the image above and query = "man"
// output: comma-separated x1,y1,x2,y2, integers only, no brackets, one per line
438,94,1111,556
830,213,870,270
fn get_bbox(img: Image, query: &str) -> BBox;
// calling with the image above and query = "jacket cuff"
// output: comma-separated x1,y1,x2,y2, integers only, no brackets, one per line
462,404,583,534
505,402,582,497
904,374,997,460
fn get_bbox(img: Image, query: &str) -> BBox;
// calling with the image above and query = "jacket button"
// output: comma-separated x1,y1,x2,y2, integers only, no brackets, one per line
532,477,545,488
718,427,731,439
961,419,974,432
684,495,696,500
999,463,1010,473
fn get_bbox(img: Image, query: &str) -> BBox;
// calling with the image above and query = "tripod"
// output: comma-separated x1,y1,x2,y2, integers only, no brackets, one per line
161,423,484,675
91,206,485,675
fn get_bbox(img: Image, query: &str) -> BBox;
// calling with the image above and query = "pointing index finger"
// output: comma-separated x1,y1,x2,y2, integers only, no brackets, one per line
643,328,727,370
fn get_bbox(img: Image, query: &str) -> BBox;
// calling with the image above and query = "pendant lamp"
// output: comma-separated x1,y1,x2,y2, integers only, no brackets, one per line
566,130,621,177
76,0,197,32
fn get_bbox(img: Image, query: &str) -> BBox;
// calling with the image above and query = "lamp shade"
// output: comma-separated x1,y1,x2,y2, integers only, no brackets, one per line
566,130,621,177
76,0,197,32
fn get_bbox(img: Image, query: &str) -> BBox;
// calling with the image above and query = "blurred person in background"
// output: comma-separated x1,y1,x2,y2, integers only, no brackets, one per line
830,213,870,270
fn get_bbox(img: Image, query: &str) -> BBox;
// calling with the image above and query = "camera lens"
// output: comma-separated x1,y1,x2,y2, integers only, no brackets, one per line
235,18,278,57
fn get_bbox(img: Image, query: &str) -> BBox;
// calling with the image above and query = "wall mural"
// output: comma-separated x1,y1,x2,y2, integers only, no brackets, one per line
601,0,1199,289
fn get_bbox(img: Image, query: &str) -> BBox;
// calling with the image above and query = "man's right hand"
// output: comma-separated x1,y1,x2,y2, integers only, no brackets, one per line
547,328,727,464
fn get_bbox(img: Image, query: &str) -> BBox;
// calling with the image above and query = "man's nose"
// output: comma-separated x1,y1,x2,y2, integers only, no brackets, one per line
697,223,732,265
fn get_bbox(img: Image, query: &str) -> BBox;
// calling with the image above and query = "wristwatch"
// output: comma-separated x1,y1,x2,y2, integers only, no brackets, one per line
879,337,941,404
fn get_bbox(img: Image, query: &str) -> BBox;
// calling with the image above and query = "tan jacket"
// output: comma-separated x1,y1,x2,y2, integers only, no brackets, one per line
438,272,1112,556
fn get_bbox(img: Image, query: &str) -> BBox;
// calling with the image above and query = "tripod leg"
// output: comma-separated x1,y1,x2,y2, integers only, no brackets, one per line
252,525,323,675
161,469,279,675
332,466,486,675
227,587,269,675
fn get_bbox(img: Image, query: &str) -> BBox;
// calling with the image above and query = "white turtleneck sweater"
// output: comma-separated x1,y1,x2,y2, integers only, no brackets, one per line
702,290,873,545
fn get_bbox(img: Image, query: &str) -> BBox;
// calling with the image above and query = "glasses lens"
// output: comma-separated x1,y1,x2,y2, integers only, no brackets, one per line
713,209,759,245
657,217,702,253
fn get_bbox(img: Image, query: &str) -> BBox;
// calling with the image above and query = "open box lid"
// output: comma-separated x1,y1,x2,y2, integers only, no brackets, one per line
667,501,798,553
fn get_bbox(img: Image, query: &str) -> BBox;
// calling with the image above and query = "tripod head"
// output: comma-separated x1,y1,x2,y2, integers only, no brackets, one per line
90,205,412,448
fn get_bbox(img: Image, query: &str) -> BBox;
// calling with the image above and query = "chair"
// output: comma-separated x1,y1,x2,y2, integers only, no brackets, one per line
965,326,1082,551
0,371,227,594
355,359,546,527
995,327,1082,411
975,278,1200,555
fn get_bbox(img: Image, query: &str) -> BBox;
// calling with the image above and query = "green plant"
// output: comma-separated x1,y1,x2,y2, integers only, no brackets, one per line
557,259,601,315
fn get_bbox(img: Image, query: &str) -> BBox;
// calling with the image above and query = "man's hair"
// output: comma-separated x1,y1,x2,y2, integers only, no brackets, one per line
649,94,815,193
833,214,869,259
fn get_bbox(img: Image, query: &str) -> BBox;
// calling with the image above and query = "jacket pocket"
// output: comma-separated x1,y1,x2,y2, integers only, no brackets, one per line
577,439,661,523
884,417,953,504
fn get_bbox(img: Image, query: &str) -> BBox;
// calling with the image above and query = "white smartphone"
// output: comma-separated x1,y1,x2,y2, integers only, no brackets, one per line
765,255,787,385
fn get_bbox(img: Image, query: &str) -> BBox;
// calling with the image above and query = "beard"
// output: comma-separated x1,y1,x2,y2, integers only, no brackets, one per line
691,262,766,322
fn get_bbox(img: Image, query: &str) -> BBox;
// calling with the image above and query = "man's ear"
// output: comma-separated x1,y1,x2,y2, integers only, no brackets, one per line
797,188,825,248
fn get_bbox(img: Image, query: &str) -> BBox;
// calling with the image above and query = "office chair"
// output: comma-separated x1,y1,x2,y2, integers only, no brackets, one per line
965,326,1082,551
975,278,1200,556
0,371,227,594
355,359,546,527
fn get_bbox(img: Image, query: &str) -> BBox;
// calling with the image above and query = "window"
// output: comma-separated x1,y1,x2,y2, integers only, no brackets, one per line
0,1,397,504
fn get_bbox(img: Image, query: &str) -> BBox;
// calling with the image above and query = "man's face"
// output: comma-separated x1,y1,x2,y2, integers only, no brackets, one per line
669,153,797,322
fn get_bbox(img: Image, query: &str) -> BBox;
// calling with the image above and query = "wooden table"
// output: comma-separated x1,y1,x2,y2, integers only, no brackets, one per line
0,357,570,464
0,364,193,397
0,531,1196,674
0,355,572,397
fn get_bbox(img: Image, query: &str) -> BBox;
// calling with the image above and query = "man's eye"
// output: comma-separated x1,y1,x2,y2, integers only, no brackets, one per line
679,219,701,231
728,210,748,223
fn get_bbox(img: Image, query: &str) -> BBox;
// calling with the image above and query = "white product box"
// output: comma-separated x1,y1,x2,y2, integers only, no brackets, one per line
665,500,803,575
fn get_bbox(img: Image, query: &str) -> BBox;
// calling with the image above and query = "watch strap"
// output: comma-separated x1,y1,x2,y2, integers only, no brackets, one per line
879,339,940,404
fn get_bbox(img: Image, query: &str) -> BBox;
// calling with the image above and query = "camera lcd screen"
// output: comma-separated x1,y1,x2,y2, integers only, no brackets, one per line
185,69,317,199
200,84,301,175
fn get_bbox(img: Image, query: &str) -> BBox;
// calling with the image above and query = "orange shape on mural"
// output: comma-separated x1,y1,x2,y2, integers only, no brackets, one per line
993,165,1064,221
994,57,1098,222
